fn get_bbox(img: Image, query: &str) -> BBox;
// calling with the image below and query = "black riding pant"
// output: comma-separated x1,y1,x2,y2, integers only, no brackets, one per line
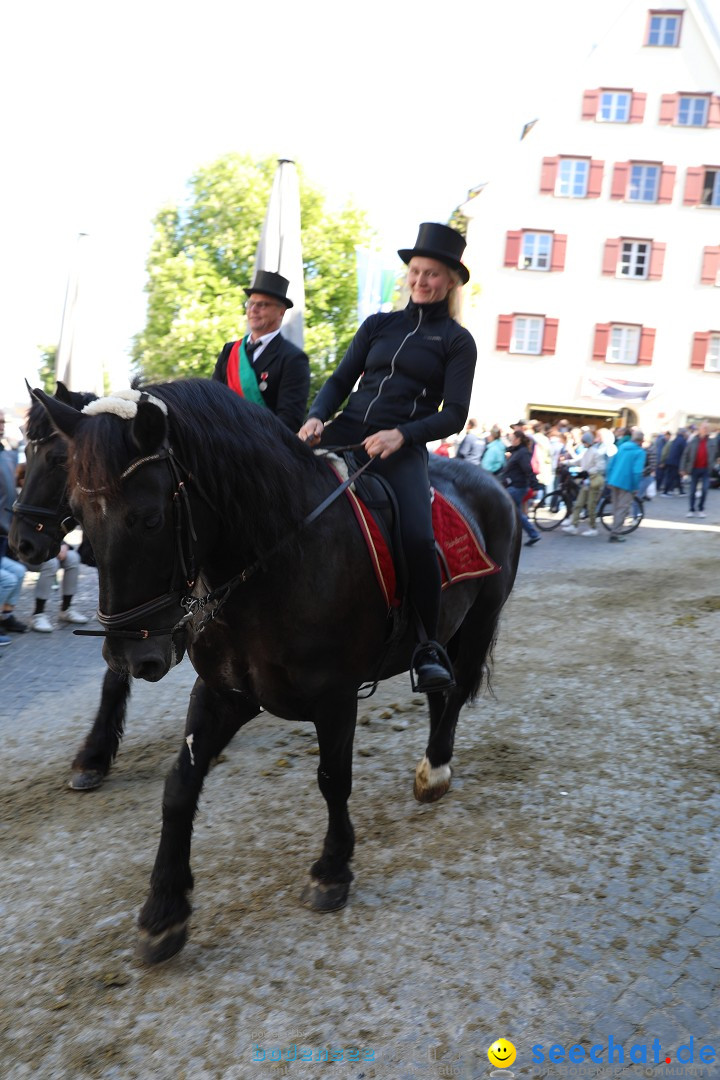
319,416,441,640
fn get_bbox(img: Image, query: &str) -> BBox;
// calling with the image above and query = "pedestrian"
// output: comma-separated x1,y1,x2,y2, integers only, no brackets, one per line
298,222,476,692
28,543,89,632
499,429,541,547
653,430,671,493
480,426,507,474
455,418,485,464
213,270,311,432
681,420,718,518
561,430,606,536
660,429,687,496
0,412,28,644
605,427,645,543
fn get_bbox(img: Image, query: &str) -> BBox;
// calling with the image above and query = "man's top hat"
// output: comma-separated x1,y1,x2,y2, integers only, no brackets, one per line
397,222,470,284
245,269,294,308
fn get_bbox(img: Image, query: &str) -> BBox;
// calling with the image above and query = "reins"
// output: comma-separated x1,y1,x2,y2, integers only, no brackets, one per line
75,441,375,642
12,431,76,538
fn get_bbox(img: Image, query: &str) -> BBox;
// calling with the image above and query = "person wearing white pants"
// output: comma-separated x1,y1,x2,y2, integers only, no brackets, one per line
30,543,89,632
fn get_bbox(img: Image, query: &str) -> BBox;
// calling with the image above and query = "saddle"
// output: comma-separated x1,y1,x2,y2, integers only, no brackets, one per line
325,452,500,612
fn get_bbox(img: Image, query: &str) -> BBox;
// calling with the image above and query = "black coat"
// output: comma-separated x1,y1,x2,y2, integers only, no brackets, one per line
213,334,310,432
500,445,535,489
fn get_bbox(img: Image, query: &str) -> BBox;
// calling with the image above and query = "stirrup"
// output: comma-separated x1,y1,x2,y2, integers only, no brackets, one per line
410,641,456,693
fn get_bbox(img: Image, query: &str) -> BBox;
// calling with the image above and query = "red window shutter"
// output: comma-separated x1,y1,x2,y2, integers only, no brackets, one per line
629,93,647,123
496,315,513,351
708,97,720,128
648,242,666,280
581,90,599,120
550,234,567,271
683,167,704,205
691,332,709,369
659,94,677,125
540,157,559,194
593,324,610,360
611,163,629,200
637,327,655,365
602,239,620,276
504,231,522,267
542,318,559,355
657,166,676,204
700,246,720,284
587,160,604,198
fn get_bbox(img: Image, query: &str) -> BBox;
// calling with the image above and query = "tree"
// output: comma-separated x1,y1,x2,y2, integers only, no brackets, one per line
132,155,373,397
37,346,58,394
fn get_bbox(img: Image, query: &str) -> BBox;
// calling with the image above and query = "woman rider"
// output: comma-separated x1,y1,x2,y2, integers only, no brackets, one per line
298,223,477,692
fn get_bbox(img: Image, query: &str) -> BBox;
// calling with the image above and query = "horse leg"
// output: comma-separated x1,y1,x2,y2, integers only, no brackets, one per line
301,694,357,913
414,582,508,804
69,670,132,791
136,677,260,965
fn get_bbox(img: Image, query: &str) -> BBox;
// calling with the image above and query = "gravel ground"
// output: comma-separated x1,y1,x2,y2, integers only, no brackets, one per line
1,495,719,1080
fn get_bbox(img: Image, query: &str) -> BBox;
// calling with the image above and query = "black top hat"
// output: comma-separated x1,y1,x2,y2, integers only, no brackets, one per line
244,269,294,308
398,222,470,284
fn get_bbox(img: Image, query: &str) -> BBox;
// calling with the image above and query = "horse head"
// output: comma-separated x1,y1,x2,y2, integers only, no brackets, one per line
9,381,95,565
32,385,211,682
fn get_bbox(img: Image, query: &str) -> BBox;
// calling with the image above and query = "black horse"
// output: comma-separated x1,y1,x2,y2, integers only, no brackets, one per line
36,378,520,964
10,383,133,791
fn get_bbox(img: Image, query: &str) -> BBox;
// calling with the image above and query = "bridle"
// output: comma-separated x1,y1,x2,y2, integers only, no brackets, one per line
74,439,374,646
12,431,77,540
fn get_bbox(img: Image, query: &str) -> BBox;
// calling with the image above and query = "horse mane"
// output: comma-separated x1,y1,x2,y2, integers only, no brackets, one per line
69,378,328,550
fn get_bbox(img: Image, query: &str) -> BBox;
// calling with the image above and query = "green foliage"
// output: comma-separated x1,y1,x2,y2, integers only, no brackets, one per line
132,154,372,397
36,346,58,394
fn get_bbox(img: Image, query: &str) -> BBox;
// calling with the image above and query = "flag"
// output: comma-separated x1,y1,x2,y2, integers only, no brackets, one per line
253,159,305,349
54,232,104,394
580,375,655,402
356,247,399,324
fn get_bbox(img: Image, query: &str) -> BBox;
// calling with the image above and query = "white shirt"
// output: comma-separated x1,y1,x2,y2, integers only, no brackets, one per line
247,327,282,365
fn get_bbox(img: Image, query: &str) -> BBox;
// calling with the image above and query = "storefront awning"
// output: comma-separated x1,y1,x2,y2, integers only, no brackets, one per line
527,403,621,419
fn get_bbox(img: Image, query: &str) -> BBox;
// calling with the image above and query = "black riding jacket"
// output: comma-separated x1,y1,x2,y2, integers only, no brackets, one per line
308,298,477,446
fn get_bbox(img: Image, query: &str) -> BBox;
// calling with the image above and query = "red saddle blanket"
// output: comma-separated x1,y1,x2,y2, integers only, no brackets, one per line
344,485,501,610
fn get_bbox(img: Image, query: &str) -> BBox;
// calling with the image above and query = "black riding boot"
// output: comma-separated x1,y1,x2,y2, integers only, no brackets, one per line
411,641,455,693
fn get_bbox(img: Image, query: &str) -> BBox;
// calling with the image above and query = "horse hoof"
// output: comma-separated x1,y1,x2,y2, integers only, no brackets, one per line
413,756,452,803
300,879,350,913
136,921,189,965
68,770,105,791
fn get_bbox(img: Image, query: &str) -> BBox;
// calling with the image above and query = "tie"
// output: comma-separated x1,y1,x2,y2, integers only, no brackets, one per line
246,337,261,362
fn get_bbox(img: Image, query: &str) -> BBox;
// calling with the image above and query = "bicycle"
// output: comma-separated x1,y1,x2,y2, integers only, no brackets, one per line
533,466,644,535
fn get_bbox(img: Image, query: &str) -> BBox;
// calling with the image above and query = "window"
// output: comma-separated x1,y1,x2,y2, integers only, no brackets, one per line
602,239,666,280
683,167,720,207
556,158,589,197
541,157,603,197
609,325,641,364
707,336,720,372
646,12,682,46
612,162,676,203
619,241,650,278
691,332,720,371
512,316,545,354
522,233,552,270
600,91,631,122
629,164,660,202
593,324,655,365
504,231,567,271
496,315,559,355
677,96,709,127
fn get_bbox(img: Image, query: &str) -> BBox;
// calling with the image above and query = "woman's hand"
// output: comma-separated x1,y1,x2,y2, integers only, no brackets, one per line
298,418,324,445
363,428,405,459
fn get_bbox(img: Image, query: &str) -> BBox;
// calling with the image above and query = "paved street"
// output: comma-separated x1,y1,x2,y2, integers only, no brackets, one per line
1,489,719,1080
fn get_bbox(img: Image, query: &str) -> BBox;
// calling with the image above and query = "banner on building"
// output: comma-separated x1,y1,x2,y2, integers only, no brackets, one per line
254,159,305,349
580,375,655,402
356,247,399,325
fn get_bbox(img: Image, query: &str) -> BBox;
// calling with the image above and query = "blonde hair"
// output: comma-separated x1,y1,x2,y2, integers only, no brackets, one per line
446,269,463,321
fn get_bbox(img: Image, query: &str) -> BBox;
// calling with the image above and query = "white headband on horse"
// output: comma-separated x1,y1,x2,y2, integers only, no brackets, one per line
82,389,168,420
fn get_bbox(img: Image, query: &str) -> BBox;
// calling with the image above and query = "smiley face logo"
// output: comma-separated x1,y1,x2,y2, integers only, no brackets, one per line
487,1038,517,1068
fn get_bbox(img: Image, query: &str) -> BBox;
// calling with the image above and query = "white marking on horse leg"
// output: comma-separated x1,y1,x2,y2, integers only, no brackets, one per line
414,754,452,802
185,733,195,766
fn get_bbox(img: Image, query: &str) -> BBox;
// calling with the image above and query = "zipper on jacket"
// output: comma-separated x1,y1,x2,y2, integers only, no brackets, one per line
363,308,423,424
408,387,427,419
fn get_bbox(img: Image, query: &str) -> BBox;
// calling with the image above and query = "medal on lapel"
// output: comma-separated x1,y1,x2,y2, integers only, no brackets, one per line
259,372,269,392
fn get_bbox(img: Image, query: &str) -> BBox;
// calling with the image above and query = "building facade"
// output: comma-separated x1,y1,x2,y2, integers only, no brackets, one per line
462,0,720,433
